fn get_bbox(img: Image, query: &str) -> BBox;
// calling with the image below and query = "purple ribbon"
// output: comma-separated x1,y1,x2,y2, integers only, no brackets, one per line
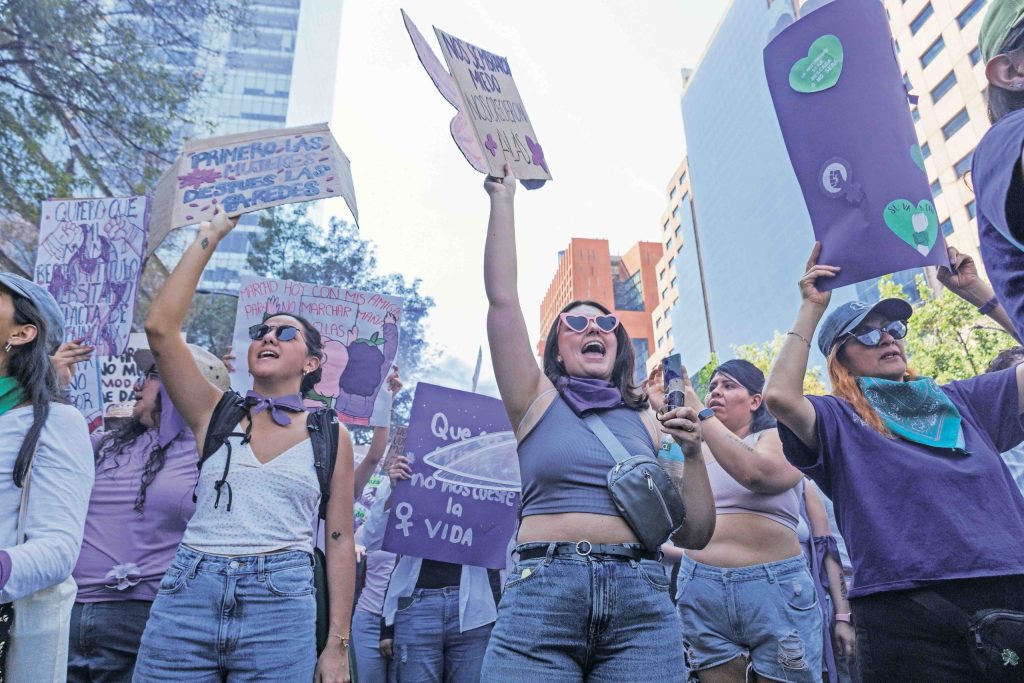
244,391,307,426
555,376,624,416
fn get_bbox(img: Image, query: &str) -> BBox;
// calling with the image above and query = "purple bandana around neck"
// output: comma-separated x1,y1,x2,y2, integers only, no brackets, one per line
244,391,307,426
555,376,624,416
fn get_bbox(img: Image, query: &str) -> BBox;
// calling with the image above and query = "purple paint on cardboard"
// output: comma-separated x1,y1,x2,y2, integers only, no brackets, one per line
763,0,947,290
382,383,518,568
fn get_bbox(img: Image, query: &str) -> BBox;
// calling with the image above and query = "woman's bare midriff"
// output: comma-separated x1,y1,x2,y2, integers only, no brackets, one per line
517,512,639,545
686,513,801,567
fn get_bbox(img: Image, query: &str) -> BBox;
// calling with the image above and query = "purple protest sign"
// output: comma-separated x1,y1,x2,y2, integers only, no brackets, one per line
382,383,518,569
763,0,948,290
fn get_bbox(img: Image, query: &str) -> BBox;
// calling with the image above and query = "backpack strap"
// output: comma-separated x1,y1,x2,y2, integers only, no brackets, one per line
307,407,340,520
196,390,250,511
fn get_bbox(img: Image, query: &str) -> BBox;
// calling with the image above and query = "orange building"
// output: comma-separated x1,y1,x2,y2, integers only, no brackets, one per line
537,238,662,381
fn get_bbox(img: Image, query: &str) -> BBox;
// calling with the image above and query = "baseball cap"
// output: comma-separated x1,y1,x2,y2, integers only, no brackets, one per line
134,343,230,391
0,273,66,354
817,298,914,357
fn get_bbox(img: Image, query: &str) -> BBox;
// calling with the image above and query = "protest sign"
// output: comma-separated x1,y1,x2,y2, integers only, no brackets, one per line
98,332,150,419
34,196,149,356
382,383,518,568
148,123,358,256
763,0,948,290
229,276,402,427
354,426,407,534
67,356,103,433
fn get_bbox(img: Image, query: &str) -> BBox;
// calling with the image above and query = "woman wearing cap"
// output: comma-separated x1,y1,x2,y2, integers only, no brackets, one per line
67,345,228,682
964,0,1024,342
650,359,835,683
0,273,94,679
479,166,715,682
764,244,1024,680
133,210,357,683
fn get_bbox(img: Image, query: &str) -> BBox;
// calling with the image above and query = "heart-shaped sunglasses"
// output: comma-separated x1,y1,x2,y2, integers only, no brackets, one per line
559,312,621,334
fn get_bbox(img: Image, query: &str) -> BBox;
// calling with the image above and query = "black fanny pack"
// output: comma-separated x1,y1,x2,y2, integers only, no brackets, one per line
910,590,1024,682
583,413,686,552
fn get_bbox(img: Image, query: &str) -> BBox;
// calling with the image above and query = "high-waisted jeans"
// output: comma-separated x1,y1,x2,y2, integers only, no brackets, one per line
132,546,316,682
481,542,686,683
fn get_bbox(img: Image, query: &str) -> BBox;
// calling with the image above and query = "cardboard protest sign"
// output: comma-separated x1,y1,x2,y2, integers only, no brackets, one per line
34,196,149,356
67,357,103,433
229,276,402,427
98,332,150,419
402,10,550,184
763,0,948,290
148,123,358,256
382,383,519,568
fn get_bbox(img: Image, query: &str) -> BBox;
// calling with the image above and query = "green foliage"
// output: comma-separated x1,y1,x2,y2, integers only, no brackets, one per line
733,333,828,395
0,0,245,221
184,292,239,358
689,354,719,400
247,205,437,437
877,275,1015,382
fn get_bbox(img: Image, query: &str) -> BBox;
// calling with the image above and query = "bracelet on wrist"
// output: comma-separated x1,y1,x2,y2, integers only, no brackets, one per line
978,295,1000,316
787,331,812,348
328,633,350,649
835,612,852,623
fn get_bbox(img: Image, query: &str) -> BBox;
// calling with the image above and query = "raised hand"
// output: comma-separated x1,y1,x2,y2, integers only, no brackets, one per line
197,207,239,244
484,163,517,201
936,246,981,295
799,242,840,310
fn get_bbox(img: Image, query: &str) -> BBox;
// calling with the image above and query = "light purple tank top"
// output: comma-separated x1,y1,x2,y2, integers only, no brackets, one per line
706,430,800,531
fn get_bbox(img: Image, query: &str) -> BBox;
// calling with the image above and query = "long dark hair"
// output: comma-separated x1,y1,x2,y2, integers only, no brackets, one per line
3,285,62,487
542,299,648,410
95,387,170,512
260,312,324,396
988,23,1024,122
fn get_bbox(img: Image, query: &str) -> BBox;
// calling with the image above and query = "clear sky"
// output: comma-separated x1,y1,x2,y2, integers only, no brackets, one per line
326,0,730,395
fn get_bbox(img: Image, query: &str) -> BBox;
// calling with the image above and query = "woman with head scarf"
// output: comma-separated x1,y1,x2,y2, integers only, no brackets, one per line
66,345,228,682
0,273,94,680
765,244,1024,681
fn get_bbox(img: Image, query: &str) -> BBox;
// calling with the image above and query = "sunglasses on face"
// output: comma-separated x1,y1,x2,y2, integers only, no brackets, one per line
248,323,302,342
840,320,908,349
559,312,621,334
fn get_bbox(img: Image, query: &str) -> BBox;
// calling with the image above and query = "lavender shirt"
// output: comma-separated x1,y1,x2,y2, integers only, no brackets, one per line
777,368,1024,598
972,107,1024,341
73,429,198,602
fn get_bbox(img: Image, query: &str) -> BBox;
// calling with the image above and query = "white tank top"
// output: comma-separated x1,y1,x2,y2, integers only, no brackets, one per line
181,434,320,556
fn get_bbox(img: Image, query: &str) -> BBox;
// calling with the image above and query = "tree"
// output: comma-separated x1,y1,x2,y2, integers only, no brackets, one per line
0,0,245,222
877,275,1015,382
246,205,436,436
733,333,828,395
183,291,238,357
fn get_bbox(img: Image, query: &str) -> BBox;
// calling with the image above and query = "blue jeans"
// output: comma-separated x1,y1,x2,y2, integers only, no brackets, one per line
353,607,396,683
132,546,316,682
68,600,152,682
482,543,687,682
393,587,492,683
676,554,823,682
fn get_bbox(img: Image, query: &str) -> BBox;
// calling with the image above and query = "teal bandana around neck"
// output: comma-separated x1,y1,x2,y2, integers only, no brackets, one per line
857,376,967,452
0,375,25,417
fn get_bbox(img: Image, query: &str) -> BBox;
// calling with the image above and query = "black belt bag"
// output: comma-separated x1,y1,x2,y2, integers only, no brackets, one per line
910,590,1024,682
583,414,686,552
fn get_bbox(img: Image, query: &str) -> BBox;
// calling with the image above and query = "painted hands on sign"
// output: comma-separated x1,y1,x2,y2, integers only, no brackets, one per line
800,242,840,310
484,163,517,201
657,406,703,457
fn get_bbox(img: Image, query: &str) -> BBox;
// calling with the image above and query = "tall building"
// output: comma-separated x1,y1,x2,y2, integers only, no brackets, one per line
885,0,989,270
538,239,662,382
191,0,347,291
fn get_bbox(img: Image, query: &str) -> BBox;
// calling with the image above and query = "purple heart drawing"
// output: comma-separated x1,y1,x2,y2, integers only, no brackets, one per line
525,136,548,174
484,134,497,156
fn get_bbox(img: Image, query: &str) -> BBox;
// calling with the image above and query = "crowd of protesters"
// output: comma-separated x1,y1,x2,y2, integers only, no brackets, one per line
4,1,1024,681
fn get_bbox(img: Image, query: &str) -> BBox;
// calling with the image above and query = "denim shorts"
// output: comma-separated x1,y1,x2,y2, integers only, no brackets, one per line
132,546,316,682
676,554,822,682
482,543,687,683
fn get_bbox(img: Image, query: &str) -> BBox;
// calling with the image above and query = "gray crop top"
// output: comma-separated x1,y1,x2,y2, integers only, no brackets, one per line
518,395,656,518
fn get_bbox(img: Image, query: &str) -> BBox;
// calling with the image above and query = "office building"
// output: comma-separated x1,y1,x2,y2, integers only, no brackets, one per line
538,238,662,382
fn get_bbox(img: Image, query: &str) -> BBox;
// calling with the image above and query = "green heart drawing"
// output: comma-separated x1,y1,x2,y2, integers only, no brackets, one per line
910,144,926,173
790,35,844,93
883,199,939,256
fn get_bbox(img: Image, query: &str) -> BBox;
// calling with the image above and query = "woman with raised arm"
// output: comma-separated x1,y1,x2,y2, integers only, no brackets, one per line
478,167,715,682
133,210,356,683
764,244,1024,682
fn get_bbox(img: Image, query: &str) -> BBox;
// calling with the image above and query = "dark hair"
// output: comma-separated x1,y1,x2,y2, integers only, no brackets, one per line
2,285,62,487
988,23,1024,123
542,300,648,410
987,346,1024,373
95,387,169,512
261,312,324,396
711,359,777,432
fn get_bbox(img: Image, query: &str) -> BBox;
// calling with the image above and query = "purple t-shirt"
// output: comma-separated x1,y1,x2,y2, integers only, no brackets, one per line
777,368,1024,598
73,429,198,603
972,108,1024,341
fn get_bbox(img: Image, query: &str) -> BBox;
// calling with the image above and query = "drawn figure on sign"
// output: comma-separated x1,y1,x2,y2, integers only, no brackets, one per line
332,312,399,425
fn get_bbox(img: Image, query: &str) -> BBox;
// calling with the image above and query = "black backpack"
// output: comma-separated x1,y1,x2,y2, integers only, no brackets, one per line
198,390,340,519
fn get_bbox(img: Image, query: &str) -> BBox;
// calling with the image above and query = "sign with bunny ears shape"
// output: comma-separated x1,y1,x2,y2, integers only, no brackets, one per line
402,10,551,188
